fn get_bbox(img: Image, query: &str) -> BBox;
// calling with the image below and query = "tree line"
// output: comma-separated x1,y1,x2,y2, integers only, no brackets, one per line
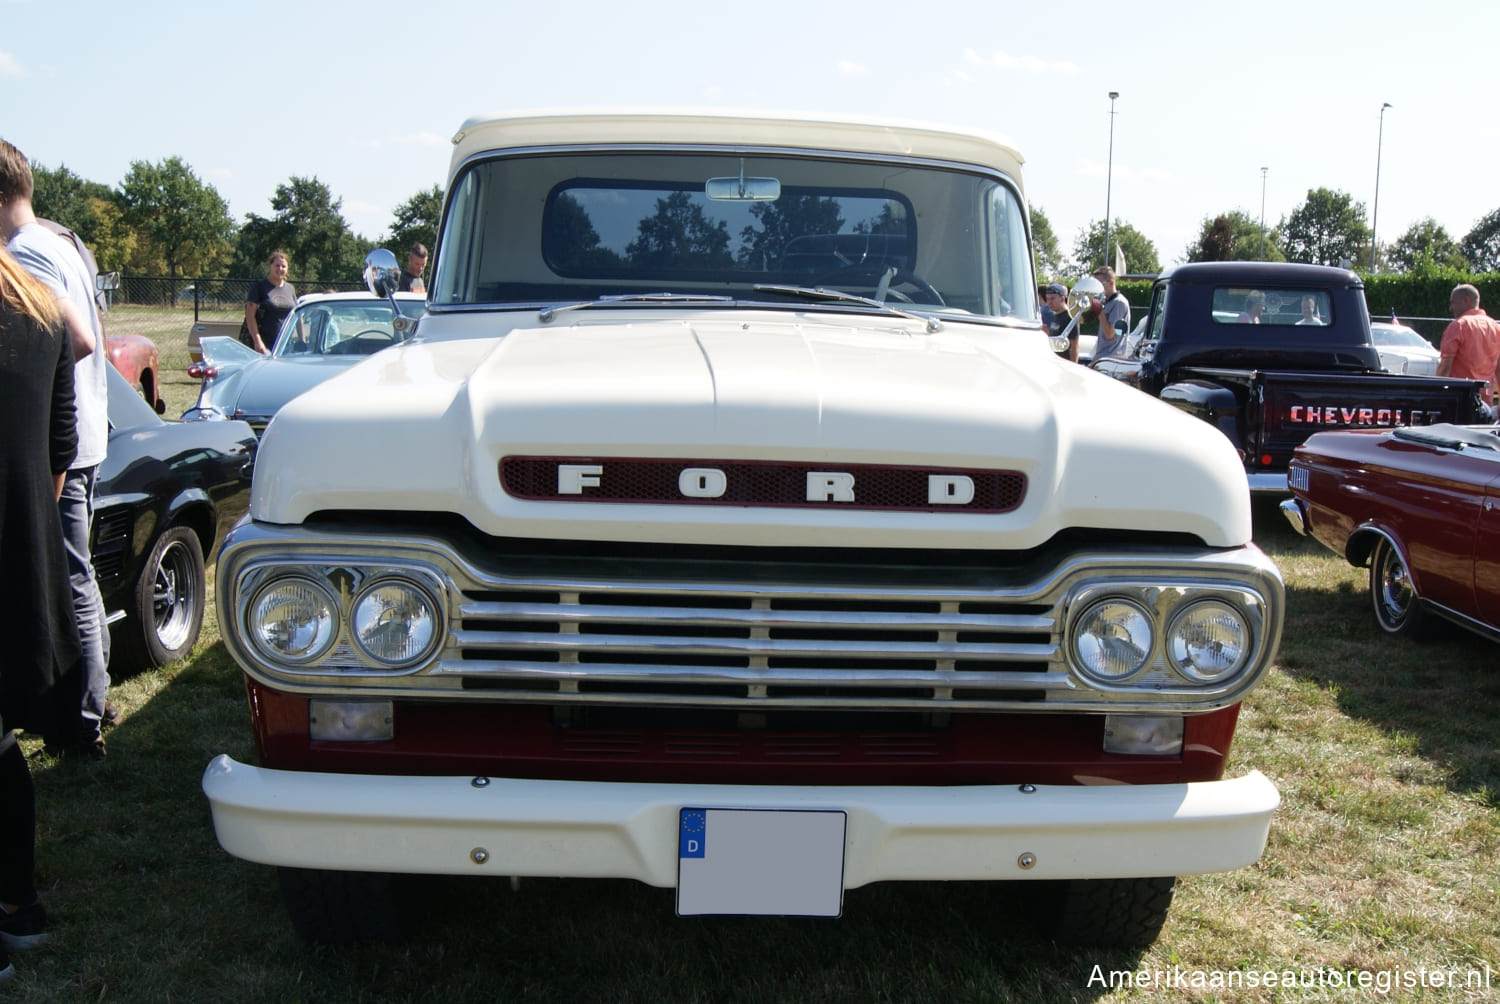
1030,187,1500,282
30,156,442,283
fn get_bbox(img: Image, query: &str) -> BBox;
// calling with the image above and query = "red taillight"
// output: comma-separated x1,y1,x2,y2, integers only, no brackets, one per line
187,362,217,379
1259,454,1273,467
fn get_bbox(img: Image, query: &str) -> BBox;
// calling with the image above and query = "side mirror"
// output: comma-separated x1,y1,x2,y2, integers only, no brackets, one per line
363,249,401,298
96,271,121,292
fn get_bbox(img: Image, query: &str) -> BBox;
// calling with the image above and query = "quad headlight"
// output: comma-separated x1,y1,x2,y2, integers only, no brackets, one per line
351,580,441,666
1066,583,1266,696
248,577,339,664
239,562,446,674
1166,600,1250,682
1073,599,1154,682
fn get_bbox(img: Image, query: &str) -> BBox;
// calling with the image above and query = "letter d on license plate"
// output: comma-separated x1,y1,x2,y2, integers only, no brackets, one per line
676,808,846,917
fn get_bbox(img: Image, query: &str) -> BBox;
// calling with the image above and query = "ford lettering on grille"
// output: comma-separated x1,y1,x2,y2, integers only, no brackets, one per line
500,457,1027,512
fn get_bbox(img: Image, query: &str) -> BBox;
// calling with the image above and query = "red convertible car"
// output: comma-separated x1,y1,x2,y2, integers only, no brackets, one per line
1282,423,1500,641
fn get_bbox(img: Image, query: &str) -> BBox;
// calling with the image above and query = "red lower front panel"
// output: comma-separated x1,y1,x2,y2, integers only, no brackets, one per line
247,679,1239,787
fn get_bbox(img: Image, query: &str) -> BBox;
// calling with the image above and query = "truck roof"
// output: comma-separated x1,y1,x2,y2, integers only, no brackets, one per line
1158,261,1364,288
449,109,1026,192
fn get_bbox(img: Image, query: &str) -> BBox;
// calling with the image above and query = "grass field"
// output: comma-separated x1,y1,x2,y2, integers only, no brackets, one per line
9,497,1499,1000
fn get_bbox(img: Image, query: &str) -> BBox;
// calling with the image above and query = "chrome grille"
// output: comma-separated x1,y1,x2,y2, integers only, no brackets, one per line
443,579,1064,709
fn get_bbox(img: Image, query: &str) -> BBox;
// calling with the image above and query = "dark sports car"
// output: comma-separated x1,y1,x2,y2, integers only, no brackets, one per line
1282,423,1500,642
92,364,256,673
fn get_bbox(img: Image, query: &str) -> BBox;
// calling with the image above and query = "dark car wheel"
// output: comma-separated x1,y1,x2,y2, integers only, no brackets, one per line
115,525,205,672
1033,876,1176,948
1370,536,1428,639
278,867,401,944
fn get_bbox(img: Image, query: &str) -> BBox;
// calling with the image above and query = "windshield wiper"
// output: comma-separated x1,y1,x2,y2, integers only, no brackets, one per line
538,292,734,323
752,284,942,332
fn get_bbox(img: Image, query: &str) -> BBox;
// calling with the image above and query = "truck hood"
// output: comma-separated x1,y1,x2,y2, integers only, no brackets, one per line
252,310,1252,548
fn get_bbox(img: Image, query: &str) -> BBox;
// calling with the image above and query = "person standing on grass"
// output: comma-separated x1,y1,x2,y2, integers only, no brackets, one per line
0,138,112,759
244,250,296,354
0,248,81,981
1437,283,1500,417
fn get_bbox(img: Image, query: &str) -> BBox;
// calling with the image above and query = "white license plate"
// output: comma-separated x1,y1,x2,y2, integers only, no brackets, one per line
676,808,846,917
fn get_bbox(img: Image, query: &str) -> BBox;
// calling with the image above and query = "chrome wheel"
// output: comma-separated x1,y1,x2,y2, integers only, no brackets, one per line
1370,537,1424,637
152,536,201,652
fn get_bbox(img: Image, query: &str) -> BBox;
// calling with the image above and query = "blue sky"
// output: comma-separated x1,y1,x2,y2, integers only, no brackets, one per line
3,0,1490,274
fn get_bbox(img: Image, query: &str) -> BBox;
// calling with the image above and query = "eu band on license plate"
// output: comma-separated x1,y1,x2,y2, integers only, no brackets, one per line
676,808,846,917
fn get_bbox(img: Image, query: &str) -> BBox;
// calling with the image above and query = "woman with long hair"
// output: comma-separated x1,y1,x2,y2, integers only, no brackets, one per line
243,249,296,354
0,247,81,981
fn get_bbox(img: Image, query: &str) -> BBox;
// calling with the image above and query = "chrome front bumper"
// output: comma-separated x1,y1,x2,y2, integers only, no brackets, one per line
203,755,1279,886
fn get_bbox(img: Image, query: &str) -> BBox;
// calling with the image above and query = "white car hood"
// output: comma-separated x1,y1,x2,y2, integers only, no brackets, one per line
252,310,1252,548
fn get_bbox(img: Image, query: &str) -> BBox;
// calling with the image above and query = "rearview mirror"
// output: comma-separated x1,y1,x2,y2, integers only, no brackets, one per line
363,249,401,298
705,160,780,202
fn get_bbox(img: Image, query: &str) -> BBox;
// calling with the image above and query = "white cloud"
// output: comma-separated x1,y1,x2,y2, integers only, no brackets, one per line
838,60,868,76
0,51,25,76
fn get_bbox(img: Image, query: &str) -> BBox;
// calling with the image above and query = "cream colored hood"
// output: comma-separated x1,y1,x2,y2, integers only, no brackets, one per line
251,310,1252,548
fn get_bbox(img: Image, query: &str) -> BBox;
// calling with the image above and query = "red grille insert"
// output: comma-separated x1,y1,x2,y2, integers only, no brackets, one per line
501,456,1026,513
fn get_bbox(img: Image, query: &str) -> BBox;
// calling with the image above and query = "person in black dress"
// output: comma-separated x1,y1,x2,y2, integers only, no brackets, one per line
243,250,296,353
0,248,82,980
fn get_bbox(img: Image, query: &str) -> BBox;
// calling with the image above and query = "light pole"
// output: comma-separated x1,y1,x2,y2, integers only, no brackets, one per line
1370,102,1391,272
1103,91,1118,270
1259,167,1268,259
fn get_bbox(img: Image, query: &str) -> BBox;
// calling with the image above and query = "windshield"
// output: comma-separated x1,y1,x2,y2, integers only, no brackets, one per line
272,298,426,358
432,150,1035,322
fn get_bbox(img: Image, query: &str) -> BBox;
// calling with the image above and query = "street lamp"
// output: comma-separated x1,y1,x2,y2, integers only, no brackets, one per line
1103,91,1118,270
1370,102,1392,273
1259,167,1268,259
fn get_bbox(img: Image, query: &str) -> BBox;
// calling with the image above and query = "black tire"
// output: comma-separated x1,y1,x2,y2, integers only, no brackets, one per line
114,525,205,673
1035,876,1176,948
278,867,401,944
1369,536,1428,638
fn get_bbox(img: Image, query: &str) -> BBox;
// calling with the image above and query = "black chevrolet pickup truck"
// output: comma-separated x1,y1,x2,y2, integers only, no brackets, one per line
1093,261,1487,492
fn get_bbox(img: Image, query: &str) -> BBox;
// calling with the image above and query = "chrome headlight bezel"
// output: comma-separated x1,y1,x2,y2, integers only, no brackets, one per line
233,559,449,677
1064,580,1271,698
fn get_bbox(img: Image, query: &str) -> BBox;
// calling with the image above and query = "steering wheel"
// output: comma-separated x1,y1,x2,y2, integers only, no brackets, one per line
810,263,945,306
331,329,397,355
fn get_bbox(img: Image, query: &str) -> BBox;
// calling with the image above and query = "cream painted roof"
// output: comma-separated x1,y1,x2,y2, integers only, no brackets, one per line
449,109,1025,192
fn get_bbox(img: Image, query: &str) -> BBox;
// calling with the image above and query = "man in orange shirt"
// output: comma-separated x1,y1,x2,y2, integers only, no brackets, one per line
1437,284,1500,411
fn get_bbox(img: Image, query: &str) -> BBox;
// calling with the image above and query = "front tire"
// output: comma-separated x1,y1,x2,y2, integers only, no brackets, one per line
1035,876,1176,948
114,525,205,673
278,868,401,944
1370,536,1428,638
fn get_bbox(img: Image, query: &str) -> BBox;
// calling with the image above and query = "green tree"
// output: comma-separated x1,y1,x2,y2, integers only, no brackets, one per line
1461,209,1500,273
30,162,113,231
1280,188,1370,267
1030,205,1063,279
234,176,368,282
1389,217,1467,273
1184,210,1285,263
736,194,844,270
386,185,442,258
625,191,732,270
118,156,235,277
1071,218,1160,276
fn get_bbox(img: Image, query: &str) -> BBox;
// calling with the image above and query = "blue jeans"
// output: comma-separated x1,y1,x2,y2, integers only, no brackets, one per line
58,467,109,742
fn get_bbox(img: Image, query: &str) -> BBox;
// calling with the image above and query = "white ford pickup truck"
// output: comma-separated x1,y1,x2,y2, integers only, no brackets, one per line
202,110,1282,948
